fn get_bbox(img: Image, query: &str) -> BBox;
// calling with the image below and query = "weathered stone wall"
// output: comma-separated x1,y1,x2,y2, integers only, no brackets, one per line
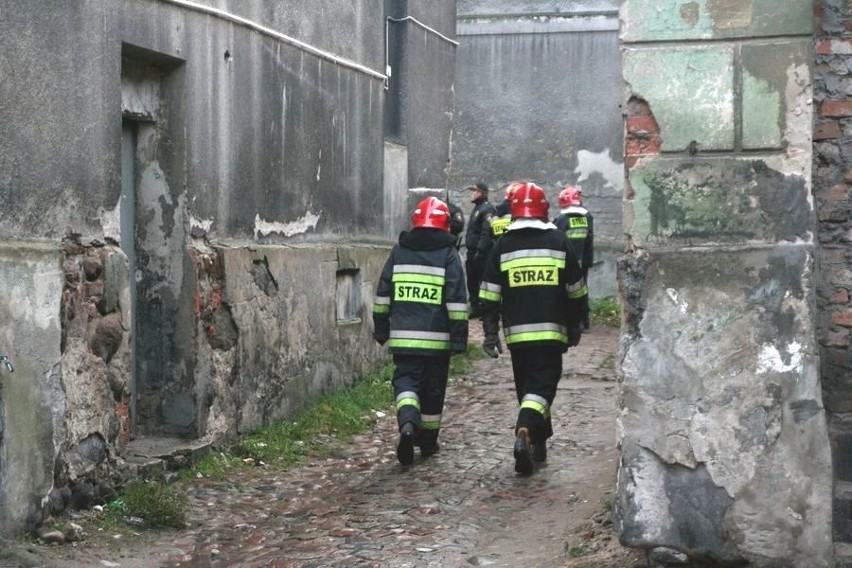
813,0,852,547
616,1,832,565
0,0,455,538
191,242,389,440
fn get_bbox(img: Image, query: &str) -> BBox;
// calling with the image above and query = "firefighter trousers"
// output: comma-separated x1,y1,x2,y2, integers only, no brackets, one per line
509,345,563,444
391,354,450,448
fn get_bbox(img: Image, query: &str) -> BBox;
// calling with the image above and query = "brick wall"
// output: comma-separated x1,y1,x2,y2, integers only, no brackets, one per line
814,0,852,543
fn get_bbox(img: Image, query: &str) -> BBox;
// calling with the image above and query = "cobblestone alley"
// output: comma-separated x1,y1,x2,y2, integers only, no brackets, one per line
30,326,645,568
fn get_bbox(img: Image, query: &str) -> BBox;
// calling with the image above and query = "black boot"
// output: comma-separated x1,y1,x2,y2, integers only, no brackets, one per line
420,441,440,457
397,423,415,466
419,431,440,457
513,427,533,475
532,440,547,462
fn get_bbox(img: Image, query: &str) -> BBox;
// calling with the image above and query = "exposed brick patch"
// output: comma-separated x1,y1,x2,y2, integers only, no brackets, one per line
625,96,662,159
833,309,852,328
815,120,841,140
821,100,852,117
836,288,850,304
816,39,852,55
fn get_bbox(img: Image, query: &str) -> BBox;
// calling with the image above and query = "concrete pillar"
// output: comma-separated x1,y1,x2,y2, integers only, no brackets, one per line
616,1,833,565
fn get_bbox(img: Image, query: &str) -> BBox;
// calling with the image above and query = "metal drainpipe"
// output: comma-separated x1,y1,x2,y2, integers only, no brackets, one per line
157,0,387,82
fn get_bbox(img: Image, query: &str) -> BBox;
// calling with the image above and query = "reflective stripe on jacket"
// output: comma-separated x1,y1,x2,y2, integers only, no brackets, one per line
479,219,586,349
373,228,469,355
553,206,594,271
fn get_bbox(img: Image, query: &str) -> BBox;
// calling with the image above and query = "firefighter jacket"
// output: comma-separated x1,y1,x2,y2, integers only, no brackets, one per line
465,197,497,260
479,219,587,350
489,199,512,238
373,228,469,356
553,206,594,272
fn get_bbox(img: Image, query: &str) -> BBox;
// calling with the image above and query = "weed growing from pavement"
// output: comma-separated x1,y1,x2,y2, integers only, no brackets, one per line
41,480,191,541
589,297,620,328
113,482,188,528
450,342,486,375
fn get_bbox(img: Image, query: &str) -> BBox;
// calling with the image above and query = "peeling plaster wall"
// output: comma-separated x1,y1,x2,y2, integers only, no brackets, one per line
191,242,388,442
0,0,456,538
618,0,831,564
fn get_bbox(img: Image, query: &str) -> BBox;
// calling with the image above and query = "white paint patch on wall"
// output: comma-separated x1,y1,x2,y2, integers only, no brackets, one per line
756,341,803,375
254,211,322,239
665,288,688,314
575,148,624,192
190,216,214,234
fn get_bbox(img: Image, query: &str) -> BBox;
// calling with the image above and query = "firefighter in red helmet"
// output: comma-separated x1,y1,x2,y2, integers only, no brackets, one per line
478,183,587,475
553,185,594,329
373,196,469,465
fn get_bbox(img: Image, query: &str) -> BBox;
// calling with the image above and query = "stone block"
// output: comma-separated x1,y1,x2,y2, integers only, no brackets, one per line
741,41,811,150
621,0,813,43
623,46,734,152
627,157,811,248
616,245,832,565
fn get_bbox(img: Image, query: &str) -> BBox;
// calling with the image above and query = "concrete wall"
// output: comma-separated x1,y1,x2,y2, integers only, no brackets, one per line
0,244,63,535
449,0,623,300
0,0,455,536
616,1,832,565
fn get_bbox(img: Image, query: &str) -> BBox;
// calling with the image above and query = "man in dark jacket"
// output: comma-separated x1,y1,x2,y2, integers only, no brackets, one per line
464,182,501,357
479,182,587,475
373,196,469,465
447,199,465,250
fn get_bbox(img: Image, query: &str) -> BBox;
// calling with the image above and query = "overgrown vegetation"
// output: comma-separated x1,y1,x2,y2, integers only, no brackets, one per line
589,296,620,328
188,346,483,480
233,363,395,466
109,482,188,528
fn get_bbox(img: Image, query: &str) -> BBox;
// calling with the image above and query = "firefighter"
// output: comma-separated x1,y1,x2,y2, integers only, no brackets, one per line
372,196,469,465
476,182,523,357
478,182,586,475
489,182,523,237
553,185,594,329
464,182,500,356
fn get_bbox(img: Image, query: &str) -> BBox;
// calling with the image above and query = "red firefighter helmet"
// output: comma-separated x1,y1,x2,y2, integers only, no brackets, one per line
411,196,451,231
558,185,582,207
510,182,549,219
504,181,524,201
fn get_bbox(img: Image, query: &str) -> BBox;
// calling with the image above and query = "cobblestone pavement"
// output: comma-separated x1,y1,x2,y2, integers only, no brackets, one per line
33,326,642,568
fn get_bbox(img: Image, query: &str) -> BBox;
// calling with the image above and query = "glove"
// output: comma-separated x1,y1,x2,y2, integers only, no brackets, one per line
566,327,582,348
374,335,387,346
450,343,467,355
